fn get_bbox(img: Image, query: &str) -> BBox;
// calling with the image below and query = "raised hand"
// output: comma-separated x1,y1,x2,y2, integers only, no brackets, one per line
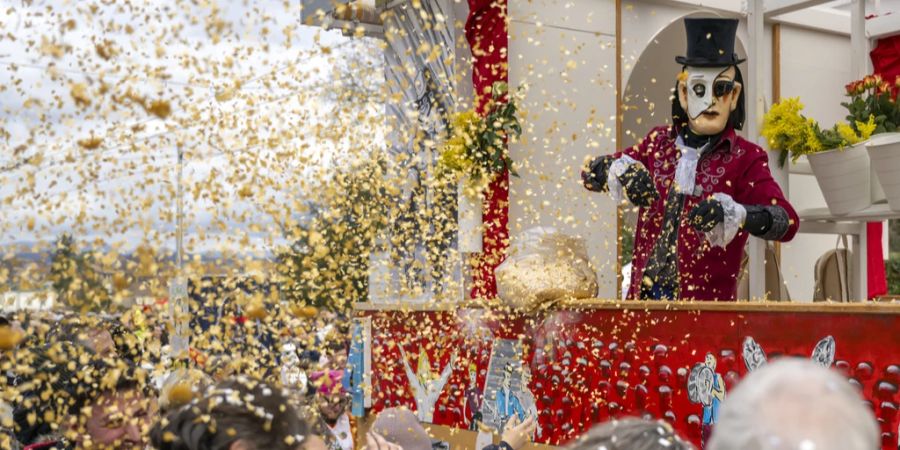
619,163,659,207
363,432,403,450
689,197,725,233
501,415,537,450
581,155,615,192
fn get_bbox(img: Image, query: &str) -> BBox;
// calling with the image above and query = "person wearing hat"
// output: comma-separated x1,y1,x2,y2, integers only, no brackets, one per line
582,17,798,301
311,370,356,450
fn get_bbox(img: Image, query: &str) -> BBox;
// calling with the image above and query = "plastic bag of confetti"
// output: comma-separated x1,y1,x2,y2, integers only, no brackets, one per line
495,227,598,310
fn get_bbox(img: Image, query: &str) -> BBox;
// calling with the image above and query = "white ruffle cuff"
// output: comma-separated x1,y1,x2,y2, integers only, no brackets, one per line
607,154,640,205
703,192,747,248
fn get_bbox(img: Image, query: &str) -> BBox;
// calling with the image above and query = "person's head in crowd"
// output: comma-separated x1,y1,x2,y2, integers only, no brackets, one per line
49,315,116,357
0,314,25,350
65,366,156,449
370,407,433,450
1,397,13,441
316,338,348,371
312,370,349,426
158,368,213,414
329,343,349,371
14,346,156,449
151,376,327,450
707,358,879,450
104,319,144,364
206,353,239,382
566,418,694,450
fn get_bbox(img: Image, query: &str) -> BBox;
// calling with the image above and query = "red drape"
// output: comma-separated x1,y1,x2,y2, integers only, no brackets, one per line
465,0,509,299
866,35,900,299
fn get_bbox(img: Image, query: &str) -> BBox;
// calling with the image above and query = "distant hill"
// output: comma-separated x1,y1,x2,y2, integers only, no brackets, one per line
0,240,275,293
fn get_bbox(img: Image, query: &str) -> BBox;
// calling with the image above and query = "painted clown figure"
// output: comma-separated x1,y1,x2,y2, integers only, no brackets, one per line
583,18,798,300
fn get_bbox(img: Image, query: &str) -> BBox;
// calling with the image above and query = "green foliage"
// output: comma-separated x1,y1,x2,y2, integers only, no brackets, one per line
276,156,392,312
49,234,112,312
480,83,521,177
621,221,635,265
842,75,900,134
843,95,899,134
887,257,900,296
439,82,521,182
888,220,900,296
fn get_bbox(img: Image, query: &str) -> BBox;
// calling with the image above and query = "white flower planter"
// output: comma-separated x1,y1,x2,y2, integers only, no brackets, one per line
458,179,483,253
807,142,872,216
866,132,900,211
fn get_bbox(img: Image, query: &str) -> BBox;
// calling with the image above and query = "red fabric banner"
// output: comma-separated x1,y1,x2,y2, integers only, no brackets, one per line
867,35,900,299
366,307,900,448
465,0,509,299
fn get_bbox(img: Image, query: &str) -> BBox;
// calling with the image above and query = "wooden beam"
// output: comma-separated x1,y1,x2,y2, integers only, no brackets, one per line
640,0,850,36
769,7,851,36
850,0,868,79
354,299,900,315
773,23,781,263
773,23,781,103
764,0,833,19
867,13,900,40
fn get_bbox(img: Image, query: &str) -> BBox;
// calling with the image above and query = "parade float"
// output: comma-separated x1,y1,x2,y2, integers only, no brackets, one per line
302,0,900,447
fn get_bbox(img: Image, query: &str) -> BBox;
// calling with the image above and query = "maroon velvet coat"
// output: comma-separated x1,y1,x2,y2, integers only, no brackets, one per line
616,125,799,301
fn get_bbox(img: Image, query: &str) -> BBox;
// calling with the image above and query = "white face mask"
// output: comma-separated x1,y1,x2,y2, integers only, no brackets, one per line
685,67,729,119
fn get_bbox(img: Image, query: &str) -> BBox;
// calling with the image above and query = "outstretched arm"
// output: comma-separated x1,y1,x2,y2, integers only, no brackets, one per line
437,352,456,388
399,346,421,392
712,374,726,401
582,127,667,207
733,149,799,242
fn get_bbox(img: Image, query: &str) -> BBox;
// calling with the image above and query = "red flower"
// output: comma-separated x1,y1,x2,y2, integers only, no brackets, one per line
845,81,856,95
845,80,865,96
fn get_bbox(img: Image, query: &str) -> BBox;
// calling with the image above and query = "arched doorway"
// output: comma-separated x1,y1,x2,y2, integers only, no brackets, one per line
617,14,747,298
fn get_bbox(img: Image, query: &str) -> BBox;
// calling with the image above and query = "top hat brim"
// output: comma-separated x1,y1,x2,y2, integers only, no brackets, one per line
675,55,746,67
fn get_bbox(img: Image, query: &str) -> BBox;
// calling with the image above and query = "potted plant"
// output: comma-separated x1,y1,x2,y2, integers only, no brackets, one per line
762,97,876,216
438,82,521,252
848,75,900,211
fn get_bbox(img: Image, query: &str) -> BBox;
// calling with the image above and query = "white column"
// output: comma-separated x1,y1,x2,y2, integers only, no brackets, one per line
852,223,869,301
169,146,189,359
850,0,868,80
849,0,870,301
746,0,768,300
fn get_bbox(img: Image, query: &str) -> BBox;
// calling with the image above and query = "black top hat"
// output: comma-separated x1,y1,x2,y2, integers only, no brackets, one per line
675,18,746,67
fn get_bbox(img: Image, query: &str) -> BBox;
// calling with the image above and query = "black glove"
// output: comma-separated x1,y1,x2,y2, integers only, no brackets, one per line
689,197,725,233
743,206,775,237
619,163,658,208
744,205,791,240
581,155,615,192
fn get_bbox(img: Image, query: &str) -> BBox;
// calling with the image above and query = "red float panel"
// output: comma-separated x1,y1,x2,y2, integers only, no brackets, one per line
360,303,900,449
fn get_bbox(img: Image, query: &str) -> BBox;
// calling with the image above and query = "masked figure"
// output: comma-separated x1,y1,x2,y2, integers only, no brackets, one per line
582,18,798,300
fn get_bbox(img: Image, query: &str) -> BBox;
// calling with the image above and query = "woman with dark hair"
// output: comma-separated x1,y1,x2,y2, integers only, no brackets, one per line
151,377,327,450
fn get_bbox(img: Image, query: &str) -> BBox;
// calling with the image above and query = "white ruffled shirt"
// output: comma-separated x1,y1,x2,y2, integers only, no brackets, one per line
607,135,746,248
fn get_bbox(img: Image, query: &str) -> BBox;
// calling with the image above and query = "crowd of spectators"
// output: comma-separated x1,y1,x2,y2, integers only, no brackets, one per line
0,310,882,450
